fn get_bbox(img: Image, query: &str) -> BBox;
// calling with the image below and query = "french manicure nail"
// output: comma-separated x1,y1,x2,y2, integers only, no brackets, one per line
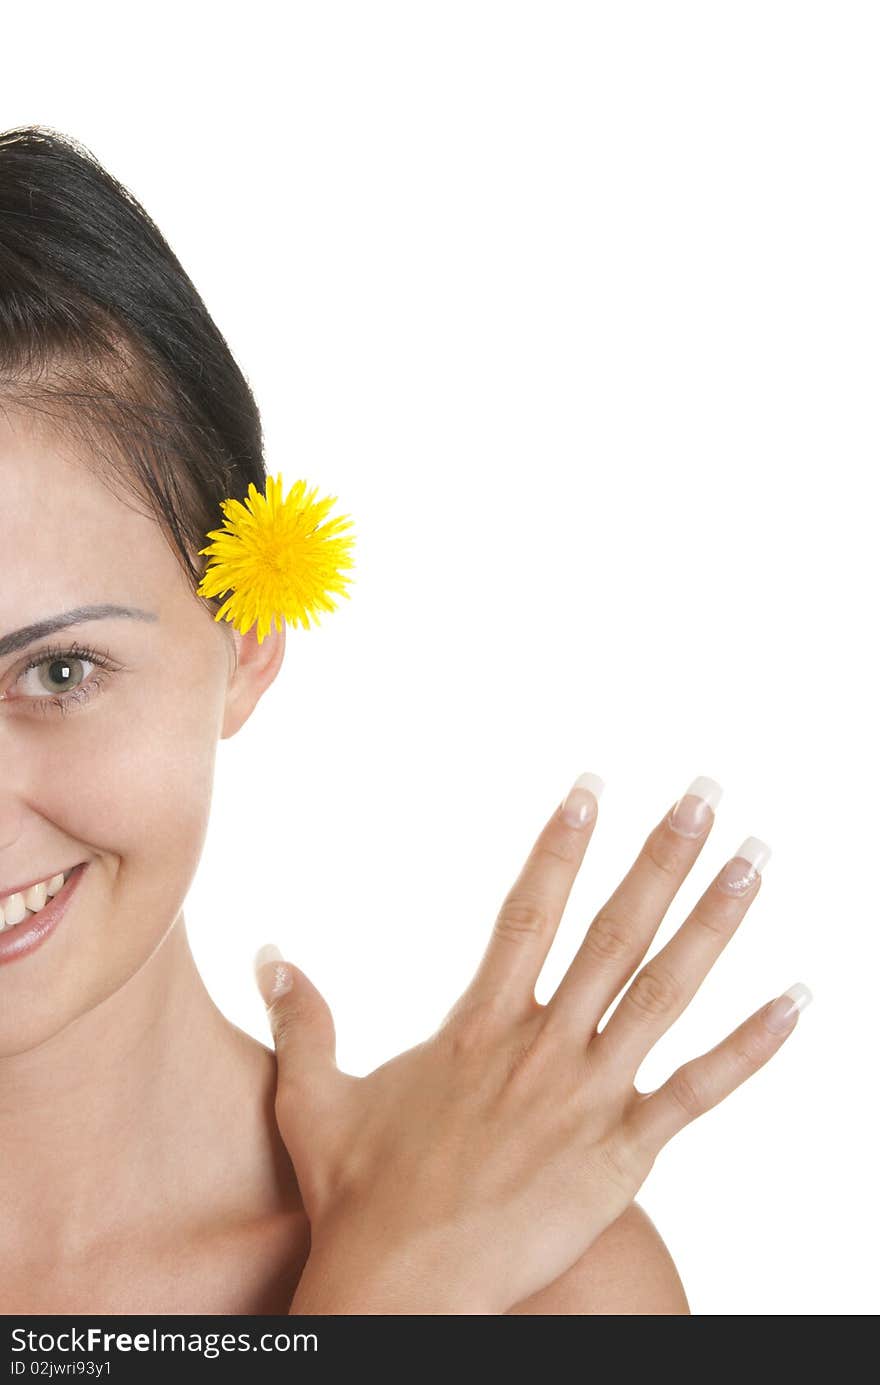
764,982,813,1034
716,836,772,895
561,772,604,829
253,942,294,1003
668,776,723,838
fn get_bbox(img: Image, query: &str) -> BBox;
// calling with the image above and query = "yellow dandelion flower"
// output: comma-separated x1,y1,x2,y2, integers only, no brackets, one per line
196,473,356,643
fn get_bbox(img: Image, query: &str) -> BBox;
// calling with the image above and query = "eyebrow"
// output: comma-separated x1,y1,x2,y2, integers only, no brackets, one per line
0,604,158,659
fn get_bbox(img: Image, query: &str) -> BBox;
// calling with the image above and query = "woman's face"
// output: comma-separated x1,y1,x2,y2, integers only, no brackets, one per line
0,411,284,1057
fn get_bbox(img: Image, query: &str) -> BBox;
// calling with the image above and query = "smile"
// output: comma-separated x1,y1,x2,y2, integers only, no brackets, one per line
0,864,88,966
0,869,76,929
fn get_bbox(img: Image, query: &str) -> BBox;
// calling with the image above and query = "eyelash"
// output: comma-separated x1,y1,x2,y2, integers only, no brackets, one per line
12,642,118,718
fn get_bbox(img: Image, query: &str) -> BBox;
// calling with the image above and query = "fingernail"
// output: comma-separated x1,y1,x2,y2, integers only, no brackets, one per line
668,776,723,838
716,836,772,895
253,942,294,1004
764,982,813,1034
561,772,605,829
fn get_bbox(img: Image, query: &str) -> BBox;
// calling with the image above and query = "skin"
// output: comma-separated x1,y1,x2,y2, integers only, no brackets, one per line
0,409,688,1314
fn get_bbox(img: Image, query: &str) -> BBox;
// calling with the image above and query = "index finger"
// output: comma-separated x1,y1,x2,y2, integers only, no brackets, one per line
461,772,605,1017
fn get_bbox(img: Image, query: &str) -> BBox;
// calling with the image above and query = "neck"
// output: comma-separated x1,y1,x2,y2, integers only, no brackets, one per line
0,918,297,1263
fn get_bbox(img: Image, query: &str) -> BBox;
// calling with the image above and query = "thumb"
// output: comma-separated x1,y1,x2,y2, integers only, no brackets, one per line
253,942,338,1084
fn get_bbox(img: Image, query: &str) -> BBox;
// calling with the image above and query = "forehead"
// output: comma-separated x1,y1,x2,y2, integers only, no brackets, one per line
0,408,185,613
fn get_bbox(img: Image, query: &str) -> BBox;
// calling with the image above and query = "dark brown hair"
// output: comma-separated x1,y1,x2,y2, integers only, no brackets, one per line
0,123,268,643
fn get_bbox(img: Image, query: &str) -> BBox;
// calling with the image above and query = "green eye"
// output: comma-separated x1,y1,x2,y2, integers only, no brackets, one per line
34,653,88,695
12,642,116,717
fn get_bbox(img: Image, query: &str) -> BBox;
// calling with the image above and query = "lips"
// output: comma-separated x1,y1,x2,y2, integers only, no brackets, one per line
0,862,88,966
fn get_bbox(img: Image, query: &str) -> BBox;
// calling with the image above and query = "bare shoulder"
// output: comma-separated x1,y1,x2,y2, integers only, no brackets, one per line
506,1202,690,1316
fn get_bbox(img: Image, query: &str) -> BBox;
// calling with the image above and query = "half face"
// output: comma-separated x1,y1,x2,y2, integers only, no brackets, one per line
0,409,248,1055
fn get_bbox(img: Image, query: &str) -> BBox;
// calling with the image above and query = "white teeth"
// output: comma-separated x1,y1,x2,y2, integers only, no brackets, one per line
24,881,49,913
0,870,71,931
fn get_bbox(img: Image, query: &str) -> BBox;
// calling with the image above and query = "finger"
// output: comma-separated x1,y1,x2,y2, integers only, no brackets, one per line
596,836,770,1075
545,777,723,1038
461,772,604,1017
253,943,343,1130
626,983,813,1154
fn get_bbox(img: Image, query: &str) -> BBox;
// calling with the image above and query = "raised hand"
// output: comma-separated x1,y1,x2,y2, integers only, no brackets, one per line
255,774,810,1314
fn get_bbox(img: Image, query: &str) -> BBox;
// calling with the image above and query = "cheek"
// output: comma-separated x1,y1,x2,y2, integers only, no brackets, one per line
33,673,221,865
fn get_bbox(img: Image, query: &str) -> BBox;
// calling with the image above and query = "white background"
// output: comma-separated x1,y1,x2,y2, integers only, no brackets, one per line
4,2,877,1315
